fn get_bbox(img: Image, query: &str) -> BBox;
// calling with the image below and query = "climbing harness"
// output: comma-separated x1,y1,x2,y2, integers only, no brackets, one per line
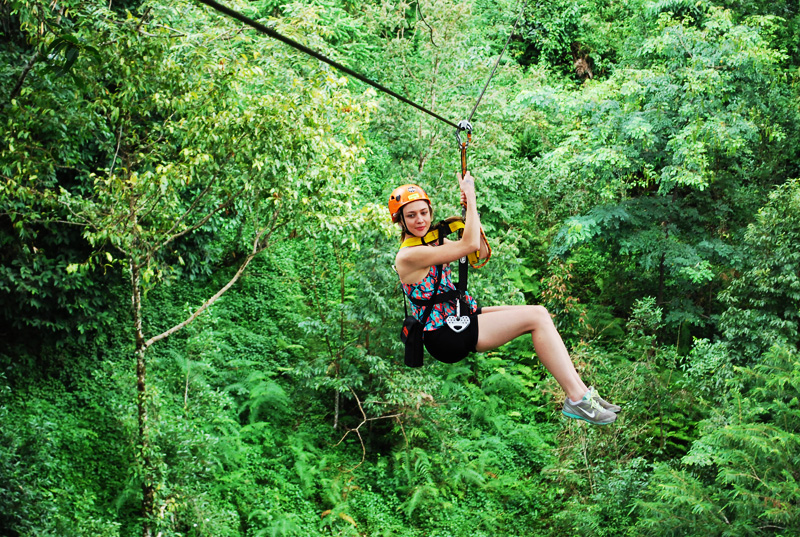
399,219,475,334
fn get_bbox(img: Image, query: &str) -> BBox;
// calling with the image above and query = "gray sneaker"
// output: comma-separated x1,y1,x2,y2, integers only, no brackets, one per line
562,393,617,425
589,386,621,413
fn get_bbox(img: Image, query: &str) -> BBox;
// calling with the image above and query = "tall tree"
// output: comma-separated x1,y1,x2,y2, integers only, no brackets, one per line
539,5,798,333
2,1,372,534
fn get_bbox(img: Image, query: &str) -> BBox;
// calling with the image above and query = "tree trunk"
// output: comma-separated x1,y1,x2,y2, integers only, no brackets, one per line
657,220,669,306
130,257,154,537
136,345,154,537
657,251,665,307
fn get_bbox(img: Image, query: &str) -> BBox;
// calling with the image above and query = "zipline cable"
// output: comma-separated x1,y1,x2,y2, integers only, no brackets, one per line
453,2,525,273
466,0,528,124
195,0,460,129
456,0,527,196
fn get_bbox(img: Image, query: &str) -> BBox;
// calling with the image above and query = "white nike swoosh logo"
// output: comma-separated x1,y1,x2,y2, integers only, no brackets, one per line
578,407,596,418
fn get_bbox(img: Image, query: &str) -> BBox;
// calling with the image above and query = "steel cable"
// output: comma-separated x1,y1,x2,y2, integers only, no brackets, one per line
195,0,460,129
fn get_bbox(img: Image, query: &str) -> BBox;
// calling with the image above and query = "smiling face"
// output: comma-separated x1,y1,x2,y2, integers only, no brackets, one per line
402,200,432,237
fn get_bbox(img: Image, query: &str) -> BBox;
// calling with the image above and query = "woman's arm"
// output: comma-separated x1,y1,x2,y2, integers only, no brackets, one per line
395,172,482,283
460,189,491,261
477,231,490,260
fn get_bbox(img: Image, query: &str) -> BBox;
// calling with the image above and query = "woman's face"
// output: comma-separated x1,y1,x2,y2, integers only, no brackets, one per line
402,200,432,237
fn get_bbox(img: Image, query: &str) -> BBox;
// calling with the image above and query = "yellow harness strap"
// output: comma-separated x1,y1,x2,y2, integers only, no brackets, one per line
400,217,491,268
400,218,464,249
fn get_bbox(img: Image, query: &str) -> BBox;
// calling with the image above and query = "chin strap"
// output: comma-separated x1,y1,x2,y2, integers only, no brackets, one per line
400,217,491,268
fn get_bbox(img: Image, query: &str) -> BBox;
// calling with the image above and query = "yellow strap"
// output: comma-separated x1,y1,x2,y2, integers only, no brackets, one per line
400,217,491,268
399,219,464,249
468,227,492,268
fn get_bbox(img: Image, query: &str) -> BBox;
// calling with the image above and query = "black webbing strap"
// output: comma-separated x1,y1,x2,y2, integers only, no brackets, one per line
408,289,460,307
457,248,468,312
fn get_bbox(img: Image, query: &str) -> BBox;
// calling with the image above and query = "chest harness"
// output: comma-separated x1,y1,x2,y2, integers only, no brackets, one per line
398,217,491,333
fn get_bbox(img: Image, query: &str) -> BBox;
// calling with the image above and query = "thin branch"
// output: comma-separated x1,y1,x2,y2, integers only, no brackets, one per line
48,219,92,227
108,122,123,177
143,217,271,349
9,50,40,101
135,6,152,33
144,185,243,265
415,1,438,47
154,189,236,253
56,193,132,259
148,24,187,38
58,196,103,234
183,360,190,410
156,174,221,240
395,415,409,447
334,387,404,472
136,190,167,224
417,54,441,174
676,30,694,59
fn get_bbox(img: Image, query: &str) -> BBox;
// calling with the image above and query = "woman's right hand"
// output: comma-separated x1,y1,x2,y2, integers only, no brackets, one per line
458,171,477,203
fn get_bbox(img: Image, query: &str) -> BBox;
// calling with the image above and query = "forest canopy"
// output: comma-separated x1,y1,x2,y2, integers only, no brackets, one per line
1,0,799,536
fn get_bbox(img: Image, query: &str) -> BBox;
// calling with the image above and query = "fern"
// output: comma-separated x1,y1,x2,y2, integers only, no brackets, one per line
637,344,800,534
401,484,438,518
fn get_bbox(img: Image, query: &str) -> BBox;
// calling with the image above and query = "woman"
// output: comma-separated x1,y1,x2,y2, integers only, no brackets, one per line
390,172,620,425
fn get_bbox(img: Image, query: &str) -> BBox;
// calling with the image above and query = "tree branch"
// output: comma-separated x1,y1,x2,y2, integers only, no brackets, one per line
415,1,438,47
108,122,123,177
144,183,243,266
158,174,220,239
143,204,282,348
334,387,405,472
676,30,694,59
9,50,40,101
144,222,271,349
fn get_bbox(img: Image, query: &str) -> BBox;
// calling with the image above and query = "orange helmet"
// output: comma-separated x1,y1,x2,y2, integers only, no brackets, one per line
388,184,431,223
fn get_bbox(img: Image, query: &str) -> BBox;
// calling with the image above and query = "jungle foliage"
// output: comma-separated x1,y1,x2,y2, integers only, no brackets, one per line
1,0,799,536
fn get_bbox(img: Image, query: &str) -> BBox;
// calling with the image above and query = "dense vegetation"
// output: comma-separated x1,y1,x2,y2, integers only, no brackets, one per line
1,0,799,535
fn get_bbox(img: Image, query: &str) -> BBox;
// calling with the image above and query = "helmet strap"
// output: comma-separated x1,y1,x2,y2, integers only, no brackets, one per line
399,213,411,236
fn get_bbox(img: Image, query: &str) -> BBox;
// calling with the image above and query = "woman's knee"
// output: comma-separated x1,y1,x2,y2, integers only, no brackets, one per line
528,305,552,329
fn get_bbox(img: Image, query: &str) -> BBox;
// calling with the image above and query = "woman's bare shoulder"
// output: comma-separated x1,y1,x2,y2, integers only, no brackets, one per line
395,243,429,265
395,245,433,285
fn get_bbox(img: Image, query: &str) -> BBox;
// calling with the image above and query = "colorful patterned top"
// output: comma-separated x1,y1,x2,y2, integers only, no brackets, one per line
402,263,478,331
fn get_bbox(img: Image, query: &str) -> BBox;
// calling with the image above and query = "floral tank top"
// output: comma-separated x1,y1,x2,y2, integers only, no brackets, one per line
402,263,478,331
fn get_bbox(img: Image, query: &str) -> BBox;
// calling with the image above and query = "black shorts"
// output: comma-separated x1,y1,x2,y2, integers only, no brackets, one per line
423,309,481,364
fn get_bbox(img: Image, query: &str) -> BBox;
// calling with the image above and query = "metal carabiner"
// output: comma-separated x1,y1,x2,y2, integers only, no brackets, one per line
455,120,473,150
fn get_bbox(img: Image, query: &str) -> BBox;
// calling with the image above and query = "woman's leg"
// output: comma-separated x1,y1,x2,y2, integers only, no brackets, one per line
476,305,588,402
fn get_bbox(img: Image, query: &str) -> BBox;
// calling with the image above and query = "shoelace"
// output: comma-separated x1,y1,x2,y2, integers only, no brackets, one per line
588,396,604,412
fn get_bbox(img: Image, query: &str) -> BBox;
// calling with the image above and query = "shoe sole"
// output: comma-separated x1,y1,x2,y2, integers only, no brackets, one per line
562,410,616,425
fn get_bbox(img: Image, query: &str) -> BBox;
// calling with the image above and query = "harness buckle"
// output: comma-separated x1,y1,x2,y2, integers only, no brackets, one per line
445,292,471,333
